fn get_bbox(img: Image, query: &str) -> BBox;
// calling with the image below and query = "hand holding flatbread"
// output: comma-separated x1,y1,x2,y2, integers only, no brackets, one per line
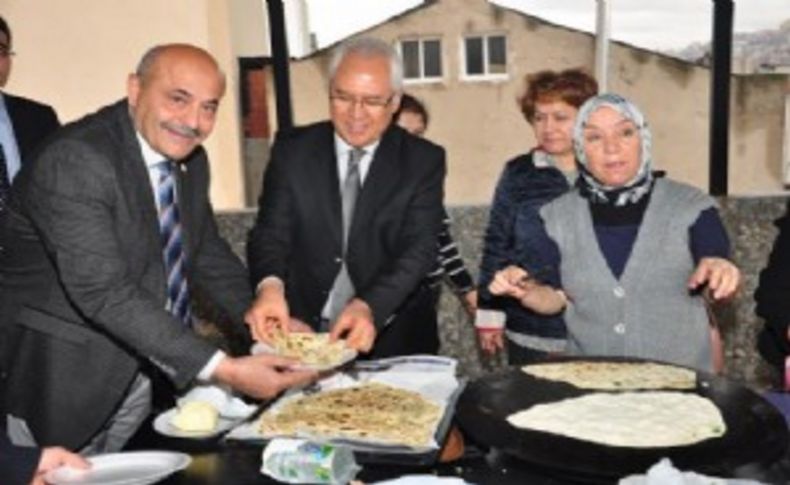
245,279,290,342
213,353,317,400
331,298,376,352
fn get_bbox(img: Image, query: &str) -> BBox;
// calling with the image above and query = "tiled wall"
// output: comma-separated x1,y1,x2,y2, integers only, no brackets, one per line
216,195,789,389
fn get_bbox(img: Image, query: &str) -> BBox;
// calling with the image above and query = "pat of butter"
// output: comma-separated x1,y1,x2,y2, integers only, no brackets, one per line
171,400,219,432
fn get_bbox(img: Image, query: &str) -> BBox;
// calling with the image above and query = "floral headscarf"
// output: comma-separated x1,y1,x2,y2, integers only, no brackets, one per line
573,93,654,206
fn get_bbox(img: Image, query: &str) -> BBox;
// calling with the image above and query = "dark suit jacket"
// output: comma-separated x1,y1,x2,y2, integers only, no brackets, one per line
0,429,40,485
3,92,61,165
755,200,790,370
247,122,445,356
0,100,252,449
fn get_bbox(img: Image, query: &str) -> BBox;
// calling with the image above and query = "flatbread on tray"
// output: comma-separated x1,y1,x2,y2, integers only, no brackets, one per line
259,382,443,447
522,361,696,390
507,391,726,448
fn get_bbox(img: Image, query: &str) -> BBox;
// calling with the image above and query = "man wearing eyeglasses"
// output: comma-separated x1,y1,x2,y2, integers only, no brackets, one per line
0,15,60,215
246,36,446,357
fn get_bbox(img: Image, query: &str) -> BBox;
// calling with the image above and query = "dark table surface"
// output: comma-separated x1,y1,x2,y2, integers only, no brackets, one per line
128,419,790,485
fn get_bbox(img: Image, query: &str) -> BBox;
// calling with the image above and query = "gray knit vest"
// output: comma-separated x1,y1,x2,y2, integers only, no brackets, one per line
541,178,715,371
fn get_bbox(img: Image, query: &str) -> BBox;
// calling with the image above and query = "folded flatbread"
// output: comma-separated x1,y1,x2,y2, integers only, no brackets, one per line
259,382,442,447
271,331,349,367
507,391,726,448
522,361,696,390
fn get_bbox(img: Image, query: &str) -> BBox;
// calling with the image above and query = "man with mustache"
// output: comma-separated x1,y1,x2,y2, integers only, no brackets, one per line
0,44,315,455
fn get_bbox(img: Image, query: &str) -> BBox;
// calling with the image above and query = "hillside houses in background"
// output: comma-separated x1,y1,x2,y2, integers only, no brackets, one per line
674,18,790,74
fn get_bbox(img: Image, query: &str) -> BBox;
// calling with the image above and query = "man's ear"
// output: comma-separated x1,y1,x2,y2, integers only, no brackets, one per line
127,73,141,107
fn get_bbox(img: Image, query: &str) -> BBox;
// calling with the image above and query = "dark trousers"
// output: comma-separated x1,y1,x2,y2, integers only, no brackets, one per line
367,285,440,359
506,339,550,366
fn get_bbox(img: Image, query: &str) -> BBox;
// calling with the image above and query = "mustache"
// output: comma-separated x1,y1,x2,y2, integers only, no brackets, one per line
161,121,202,139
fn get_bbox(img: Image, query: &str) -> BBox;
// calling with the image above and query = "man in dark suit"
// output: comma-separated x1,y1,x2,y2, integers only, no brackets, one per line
246,37,446,357
0,15,60,213
0,44,315,454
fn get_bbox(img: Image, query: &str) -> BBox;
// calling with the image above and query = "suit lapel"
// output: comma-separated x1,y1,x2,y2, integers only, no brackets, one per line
310,125,343,250
114,103,167,290
350,127,402,243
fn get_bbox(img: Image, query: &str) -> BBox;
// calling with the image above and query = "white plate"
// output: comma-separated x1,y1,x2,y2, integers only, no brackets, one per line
45,450,190,485
153,407,248,439
251,341,357,371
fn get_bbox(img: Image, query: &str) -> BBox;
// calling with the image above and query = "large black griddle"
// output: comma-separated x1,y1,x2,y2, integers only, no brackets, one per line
456,356,788,482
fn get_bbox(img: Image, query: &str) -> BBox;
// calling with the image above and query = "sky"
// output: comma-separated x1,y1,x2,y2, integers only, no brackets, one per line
305,0,789,51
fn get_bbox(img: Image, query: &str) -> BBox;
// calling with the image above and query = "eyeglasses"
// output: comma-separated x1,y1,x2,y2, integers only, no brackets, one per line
0,45,15,58
330,92,394,111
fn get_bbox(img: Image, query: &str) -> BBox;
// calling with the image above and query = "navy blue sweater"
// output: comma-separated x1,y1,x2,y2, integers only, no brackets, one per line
478,151,570,340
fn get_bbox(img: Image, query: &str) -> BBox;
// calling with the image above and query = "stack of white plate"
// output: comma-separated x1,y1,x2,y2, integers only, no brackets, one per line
46,450,191,485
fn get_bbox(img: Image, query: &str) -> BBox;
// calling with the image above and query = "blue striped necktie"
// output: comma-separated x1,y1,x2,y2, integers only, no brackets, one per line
155,160,192,326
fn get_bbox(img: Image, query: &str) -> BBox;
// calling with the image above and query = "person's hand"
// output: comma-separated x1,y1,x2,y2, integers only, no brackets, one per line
477,328,504,355
688,257,741,302
330,299,377,353
488,265,530,300
245,279,290,342
31,447,90,485
287,317,314,333
213,354,317,400
489,265,566,315
462,290,478,316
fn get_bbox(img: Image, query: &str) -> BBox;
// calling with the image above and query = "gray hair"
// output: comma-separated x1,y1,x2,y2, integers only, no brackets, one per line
328,37,403,93
135,45,168,82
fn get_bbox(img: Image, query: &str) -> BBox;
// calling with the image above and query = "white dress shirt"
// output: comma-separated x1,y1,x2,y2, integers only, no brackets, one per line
0,93,23,181
135,132,224,381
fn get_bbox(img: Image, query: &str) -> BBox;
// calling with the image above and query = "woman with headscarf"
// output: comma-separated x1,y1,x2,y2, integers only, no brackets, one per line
489,93,740,371
476,69,598,364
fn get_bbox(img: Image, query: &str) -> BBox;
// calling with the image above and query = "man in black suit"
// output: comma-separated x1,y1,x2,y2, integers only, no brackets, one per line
0,15,60,213
0,44,315,454
246,37,446,357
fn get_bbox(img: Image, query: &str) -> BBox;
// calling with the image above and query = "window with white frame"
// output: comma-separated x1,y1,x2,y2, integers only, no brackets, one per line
462,33,507,79
399,38,442,82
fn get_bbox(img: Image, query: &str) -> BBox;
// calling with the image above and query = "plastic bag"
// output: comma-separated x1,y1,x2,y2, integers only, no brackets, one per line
262,438,361,484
